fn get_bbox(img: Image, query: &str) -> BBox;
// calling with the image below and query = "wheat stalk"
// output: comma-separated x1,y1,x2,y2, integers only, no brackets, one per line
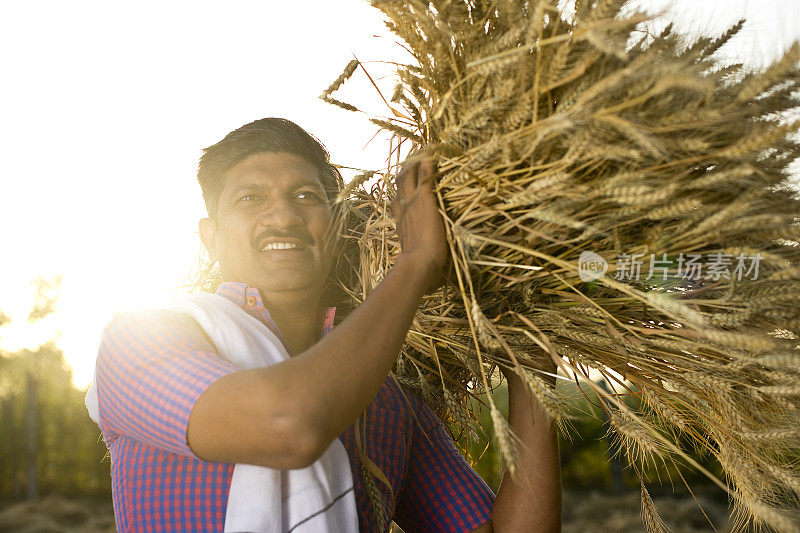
323,1,800,530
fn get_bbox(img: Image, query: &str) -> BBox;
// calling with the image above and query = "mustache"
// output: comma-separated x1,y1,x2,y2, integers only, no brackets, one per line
252,228,315,249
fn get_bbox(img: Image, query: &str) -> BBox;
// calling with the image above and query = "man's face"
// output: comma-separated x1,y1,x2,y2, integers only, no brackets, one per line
200,152,334,296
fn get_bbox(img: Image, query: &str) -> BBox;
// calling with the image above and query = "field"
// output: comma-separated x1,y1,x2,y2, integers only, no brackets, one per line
0,491,735,532
0,497,114,533
562,490,732,532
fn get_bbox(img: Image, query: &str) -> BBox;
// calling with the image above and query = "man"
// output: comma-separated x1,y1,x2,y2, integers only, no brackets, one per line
88,118,561,532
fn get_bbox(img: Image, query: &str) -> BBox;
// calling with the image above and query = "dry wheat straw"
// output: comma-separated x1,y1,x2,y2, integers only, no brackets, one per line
322,1,800,530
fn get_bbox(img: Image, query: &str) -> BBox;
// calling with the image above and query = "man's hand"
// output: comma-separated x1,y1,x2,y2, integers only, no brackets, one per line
499,351,558,388
392,155,448,293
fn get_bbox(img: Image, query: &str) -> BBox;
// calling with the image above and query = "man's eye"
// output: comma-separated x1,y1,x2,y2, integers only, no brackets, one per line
296,191,323,202
240,194,261,202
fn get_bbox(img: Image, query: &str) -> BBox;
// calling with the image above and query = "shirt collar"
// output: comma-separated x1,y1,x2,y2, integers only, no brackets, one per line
214,281,336,335
215,281,262,309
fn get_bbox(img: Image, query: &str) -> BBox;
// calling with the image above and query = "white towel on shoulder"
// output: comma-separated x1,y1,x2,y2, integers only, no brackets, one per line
85,291,359,533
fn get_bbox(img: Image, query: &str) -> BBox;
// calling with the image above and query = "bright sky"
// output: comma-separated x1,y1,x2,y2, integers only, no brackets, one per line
0,0,798,390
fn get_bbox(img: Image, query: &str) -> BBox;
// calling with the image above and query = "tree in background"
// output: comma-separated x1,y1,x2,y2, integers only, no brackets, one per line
452,377,725,497
0,277,110,501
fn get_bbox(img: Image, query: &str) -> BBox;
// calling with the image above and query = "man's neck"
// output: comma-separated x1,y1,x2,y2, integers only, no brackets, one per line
258,287,322,355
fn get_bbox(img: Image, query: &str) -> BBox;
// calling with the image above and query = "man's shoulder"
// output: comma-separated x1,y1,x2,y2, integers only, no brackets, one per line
373,376,420,413
104,309,202,335
99,308,212,355
372,377,448,432
101,291,230,337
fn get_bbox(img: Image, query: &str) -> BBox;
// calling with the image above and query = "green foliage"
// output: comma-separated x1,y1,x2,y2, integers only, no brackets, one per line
452,384,509,491
0,289,110,501
452,378,725,495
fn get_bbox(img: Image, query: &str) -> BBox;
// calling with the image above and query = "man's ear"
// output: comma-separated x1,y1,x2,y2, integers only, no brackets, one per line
199,218,218,263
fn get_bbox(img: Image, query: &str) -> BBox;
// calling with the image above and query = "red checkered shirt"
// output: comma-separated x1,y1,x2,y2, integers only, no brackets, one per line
94,281,494,532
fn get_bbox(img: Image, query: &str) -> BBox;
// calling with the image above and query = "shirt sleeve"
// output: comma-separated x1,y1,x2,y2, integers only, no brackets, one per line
394,401,495,532
94,310,238,458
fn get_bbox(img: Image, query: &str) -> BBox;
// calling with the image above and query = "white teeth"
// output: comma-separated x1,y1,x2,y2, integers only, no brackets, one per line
262,242,299,251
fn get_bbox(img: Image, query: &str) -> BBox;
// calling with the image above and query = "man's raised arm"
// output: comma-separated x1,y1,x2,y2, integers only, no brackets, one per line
472,367,562,532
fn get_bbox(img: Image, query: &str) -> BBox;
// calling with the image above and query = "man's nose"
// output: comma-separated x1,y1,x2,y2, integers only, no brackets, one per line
258,196,304,229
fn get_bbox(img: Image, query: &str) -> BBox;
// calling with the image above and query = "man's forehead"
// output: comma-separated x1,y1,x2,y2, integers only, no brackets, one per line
223,152,324,191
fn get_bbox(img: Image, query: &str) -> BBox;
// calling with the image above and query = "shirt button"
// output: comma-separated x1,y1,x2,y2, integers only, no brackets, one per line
247,296,257,306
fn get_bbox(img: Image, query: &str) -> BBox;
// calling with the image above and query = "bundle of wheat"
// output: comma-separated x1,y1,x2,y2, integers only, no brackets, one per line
323,0,800,530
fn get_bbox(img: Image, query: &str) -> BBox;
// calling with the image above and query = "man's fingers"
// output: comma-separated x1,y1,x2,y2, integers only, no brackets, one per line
396,160,420,199
394,154,436,220
393,159,421,221
417,158,436,188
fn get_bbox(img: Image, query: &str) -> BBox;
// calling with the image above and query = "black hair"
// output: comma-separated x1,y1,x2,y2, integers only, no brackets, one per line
197,117,344,217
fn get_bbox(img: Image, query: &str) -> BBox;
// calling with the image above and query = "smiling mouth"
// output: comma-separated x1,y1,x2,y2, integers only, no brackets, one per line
261,242,306,252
